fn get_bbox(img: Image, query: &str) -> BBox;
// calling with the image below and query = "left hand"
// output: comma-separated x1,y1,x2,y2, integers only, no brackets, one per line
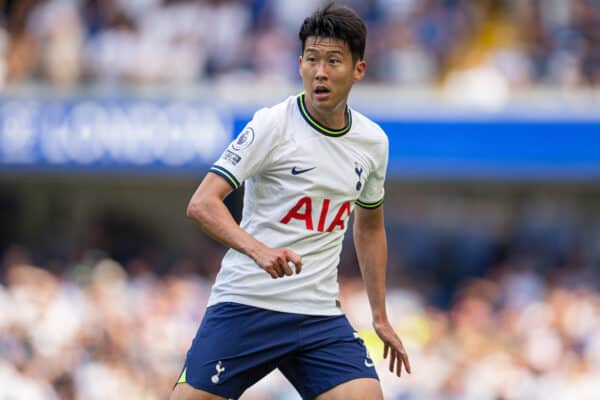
373,319,411,377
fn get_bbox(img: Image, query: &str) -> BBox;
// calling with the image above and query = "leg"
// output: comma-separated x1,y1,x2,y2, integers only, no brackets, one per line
170,383,226,400
315,378,383,400
278,315,379,399
173,303,302,399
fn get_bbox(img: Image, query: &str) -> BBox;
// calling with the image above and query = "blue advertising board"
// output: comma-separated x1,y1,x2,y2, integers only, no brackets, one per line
1,97,599,180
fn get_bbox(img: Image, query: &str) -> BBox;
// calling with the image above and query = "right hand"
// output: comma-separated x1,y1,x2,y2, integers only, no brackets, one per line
252,246,303,279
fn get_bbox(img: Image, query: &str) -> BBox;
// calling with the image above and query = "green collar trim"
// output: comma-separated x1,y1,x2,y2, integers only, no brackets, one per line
297,93,352,137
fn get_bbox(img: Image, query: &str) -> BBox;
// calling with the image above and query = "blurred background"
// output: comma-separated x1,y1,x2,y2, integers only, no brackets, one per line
1,0,600,399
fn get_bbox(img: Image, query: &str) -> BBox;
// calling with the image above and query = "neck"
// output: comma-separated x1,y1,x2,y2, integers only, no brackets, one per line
304,96,348,130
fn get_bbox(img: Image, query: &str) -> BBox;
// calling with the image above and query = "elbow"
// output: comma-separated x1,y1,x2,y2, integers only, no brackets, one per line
186,195,209,223
185,201,195,219
354,221,384,242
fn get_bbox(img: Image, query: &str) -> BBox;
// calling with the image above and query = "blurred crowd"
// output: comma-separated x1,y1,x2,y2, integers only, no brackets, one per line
2,244,600,399
2,190,600,399
0,0,599,89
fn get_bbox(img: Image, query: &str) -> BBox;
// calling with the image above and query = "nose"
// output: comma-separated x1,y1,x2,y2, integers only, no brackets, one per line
315,60,328,81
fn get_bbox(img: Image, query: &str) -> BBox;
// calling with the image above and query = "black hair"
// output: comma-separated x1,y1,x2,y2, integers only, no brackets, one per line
299,2,367,62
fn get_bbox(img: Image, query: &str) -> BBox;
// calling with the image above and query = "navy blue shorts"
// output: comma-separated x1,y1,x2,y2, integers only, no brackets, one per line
176,302,378,399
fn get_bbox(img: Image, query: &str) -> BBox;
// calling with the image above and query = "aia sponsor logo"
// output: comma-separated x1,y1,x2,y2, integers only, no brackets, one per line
280,197,351,232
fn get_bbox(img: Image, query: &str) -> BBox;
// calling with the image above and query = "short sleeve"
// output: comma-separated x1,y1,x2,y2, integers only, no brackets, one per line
356,135,388,209
210,108,278,190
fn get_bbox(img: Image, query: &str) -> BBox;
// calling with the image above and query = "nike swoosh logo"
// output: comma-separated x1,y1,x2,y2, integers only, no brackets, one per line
365,359,374,368
291,166,316,175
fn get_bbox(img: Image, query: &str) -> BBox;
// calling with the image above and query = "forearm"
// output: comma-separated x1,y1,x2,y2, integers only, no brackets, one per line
187,193,265,261
355,210,412,375
354,222,389,323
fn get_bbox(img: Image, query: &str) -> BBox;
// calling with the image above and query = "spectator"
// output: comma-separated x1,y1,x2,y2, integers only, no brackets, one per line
0,0,598,88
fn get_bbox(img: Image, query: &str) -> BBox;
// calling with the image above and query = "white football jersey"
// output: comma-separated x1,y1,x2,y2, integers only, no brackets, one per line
207,94,388,315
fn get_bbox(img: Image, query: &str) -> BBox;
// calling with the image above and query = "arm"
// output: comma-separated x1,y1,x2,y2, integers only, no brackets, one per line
187,173,302,278
353,205,411,376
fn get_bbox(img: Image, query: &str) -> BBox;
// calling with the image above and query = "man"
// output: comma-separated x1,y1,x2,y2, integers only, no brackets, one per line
171,3,411,400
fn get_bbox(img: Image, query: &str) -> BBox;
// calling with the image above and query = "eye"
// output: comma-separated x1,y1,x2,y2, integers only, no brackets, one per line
306,56,317,62
329,58,341,65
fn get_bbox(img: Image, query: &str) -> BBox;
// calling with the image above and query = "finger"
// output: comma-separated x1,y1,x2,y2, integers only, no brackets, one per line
388,347,396,373
279,258,293,276
268,259,284,278
396,350,402,377
273,261,285,278
393,345,411,376
383,343,389,359
402,351,412,374
288,261,299,274
266,266,278,279
285,250,303,274
275,255,291,276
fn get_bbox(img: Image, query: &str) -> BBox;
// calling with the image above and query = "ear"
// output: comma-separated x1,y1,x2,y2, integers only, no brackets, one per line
298,55,303,76
353,59,366,83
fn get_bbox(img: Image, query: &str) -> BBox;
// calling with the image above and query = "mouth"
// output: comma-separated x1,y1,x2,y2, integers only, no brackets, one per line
314,86,331,99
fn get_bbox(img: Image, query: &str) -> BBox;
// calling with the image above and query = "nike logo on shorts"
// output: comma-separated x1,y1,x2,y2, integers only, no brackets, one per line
291,166,316,175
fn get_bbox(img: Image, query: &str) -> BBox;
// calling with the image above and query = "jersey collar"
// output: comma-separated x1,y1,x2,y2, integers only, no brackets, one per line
297,93,352,137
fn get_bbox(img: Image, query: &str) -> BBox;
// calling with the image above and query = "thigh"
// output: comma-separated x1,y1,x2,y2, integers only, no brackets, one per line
315,378,382,400
170,383,226,400
278,315,379,399
175,302,298,399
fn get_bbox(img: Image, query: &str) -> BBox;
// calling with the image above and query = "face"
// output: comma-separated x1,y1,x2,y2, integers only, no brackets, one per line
299,36,366,114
